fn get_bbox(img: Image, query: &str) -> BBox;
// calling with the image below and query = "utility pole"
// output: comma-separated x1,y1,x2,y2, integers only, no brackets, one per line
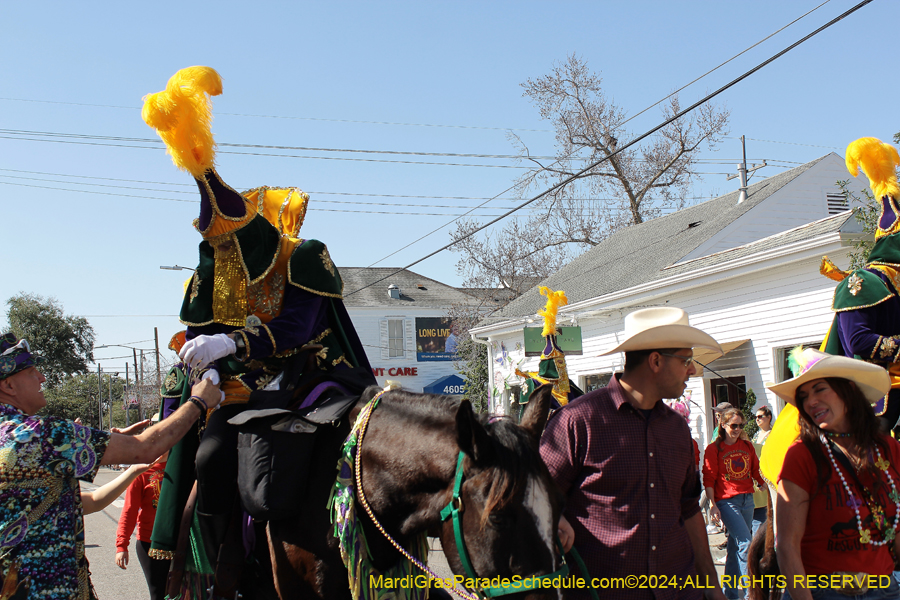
140,350,145,421
726,135,766,203
133,349,141,421
154,327,161,403
108,372,114,431
97,363,103,430
125,362,130,427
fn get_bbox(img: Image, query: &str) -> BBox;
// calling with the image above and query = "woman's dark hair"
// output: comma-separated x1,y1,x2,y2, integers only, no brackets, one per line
756,405,772,419
714,408,744,449
795,377,885,492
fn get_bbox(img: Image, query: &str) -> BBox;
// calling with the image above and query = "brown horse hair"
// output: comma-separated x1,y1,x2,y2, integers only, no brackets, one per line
477,417,540,528
795,377,886,492
714,408,745,450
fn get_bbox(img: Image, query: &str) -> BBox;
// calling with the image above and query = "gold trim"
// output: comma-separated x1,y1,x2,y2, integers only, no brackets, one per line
276,189,292,236
311,328,332,344
331,355,353,368
833,295,895,312
237,235,283,286
288,281,344,299
147,549,175,560
872,337,884,360
179,317,216,327
237,330,251,362
876,195,900,240
260,324,277,354
210,170,252,223
198,174,218,236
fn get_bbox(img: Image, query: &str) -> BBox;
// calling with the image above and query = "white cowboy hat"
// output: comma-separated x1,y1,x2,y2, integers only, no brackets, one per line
766,348,890,406
599,307,723,356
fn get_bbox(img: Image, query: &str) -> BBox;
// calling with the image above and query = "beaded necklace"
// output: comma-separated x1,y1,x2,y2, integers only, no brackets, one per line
820,432,900,545
822,430,851,438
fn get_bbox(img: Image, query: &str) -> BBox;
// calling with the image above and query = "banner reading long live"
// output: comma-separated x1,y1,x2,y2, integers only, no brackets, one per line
416,317,457,361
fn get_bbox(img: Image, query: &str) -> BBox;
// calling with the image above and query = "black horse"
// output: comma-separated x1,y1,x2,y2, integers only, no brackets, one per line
264,383,565,599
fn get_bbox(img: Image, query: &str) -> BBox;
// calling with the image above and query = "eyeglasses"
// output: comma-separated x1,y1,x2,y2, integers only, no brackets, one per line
657,352,694,367
725,424,743,430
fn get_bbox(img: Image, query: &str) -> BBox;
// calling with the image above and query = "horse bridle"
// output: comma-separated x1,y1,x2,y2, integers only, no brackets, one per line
353,389,569,600
438,451,569,597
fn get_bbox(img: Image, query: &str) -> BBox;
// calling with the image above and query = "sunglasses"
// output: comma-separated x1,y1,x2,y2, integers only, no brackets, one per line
755,414,769,419
725,423,743,430
657,352,694,367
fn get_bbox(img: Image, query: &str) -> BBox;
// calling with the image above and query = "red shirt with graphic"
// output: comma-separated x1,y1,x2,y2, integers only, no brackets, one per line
703,438,764,500
779,437,900,576
115,462,166,552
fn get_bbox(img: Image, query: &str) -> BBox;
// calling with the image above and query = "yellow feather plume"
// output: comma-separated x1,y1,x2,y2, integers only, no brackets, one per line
537,286,568,337
819,256,849,282
142,66,223,177
845,137,900,200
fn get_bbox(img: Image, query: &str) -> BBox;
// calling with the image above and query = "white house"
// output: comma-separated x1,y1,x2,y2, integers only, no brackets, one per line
341,267,475,393
470,153,870,450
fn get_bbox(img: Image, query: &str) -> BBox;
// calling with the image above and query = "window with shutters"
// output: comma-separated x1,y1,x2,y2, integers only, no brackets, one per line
388,319,405,357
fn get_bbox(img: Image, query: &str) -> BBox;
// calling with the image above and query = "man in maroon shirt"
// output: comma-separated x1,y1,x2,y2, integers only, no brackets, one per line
541,307,726,600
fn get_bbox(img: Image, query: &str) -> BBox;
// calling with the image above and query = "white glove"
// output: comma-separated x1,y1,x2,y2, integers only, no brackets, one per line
200,369,226,405
179,334,236,370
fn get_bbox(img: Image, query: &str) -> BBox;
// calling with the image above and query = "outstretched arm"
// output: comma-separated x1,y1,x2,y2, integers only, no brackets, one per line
82,462,151,515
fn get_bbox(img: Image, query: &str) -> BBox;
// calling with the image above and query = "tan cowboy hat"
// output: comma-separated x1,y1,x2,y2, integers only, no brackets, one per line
599,307,723,356
766,348,890,406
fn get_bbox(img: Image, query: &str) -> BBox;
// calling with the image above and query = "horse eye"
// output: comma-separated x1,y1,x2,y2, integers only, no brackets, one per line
489,512,516,529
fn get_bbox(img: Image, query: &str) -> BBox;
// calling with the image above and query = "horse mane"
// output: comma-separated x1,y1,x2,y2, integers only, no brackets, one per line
366,387,539,527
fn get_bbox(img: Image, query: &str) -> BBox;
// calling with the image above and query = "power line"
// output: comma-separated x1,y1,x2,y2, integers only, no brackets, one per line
0,98,553,133
343,0,874,297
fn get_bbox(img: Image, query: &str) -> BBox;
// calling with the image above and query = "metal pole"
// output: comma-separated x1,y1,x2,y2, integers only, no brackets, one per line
133,349,140,421
140,350,145,421
108,373,114,431
97,363,102,430
154,327,161,398
125,362,130,427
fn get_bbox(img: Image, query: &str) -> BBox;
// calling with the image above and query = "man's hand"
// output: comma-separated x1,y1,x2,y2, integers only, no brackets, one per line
708,504,721,524
191,378,224,411
179,334,236,370
557,514,575,553
115,551,128,569
111,420,150,436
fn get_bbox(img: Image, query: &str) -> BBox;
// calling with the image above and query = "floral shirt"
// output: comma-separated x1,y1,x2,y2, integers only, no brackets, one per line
0,403,110,599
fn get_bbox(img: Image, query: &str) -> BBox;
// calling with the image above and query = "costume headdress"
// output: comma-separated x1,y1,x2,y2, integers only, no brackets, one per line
846,137,900,240
143,67,319,328
0,334,45,380
598,306,722,356
515,287,582,410
766,346,890,406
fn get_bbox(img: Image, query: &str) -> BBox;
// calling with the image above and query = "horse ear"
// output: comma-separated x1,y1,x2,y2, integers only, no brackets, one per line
519,383,552,445
456,399,494,464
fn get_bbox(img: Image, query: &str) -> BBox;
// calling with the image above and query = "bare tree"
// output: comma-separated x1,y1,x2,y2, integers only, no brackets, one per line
450,54,730,289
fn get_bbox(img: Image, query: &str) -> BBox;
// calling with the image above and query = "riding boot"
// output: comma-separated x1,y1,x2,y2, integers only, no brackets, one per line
196,510,231,572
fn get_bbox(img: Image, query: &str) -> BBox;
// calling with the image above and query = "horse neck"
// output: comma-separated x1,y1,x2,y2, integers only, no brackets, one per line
359,394,462,536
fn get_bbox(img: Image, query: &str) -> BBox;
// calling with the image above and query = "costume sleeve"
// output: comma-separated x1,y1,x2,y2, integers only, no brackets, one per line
779,442,816,494
233,285,327,360
702,443,718,491
838,307,900,364
116,474,144,552
539,409,584,497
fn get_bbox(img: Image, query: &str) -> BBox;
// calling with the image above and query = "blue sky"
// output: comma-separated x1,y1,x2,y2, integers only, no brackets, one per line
1,0,897,372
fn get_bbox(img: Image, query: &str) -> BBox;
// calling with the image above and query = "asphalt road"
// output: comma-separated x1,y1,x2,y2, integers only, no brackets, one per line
82,468,150,600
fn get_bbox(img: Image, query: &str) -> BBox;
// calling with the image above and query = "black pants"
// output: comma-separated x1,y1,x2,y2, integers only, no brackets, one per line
195,404,246,515
136,540,171,600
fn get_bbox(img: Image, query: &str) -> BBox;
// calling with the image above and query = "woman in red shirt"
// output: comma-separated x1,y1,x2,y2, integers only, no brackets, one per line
767,348,900,600
115,452,169,600
704,407,765,599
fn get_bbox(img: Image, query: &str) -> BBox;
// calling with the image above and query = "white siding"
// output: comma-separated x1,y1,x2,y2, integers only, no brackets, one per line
347,306,463,393
680,155,869,262
486,244,852,453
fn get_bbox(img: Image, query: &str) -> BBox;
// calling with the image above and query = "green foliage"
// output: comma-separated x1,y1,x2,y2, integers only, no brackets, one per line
453,327,489,413
837,179,879,270
43,372,141,430
742,388,759,440
4,293,95,387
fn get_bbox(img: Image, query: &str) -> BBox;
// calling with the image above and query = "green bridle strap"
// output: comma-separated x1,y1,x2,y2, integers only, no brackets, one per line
566,546,599,600
438,451,570,598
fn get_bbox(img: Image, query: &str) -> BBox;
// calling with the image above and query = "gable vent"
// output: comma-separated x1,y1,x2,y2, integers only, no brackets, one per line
827,193,849,215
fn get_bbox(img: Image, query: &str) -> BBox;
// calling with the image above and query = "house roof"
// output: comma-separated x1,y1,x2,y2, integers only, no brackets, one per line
489,155,834,319
340,267,476,308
